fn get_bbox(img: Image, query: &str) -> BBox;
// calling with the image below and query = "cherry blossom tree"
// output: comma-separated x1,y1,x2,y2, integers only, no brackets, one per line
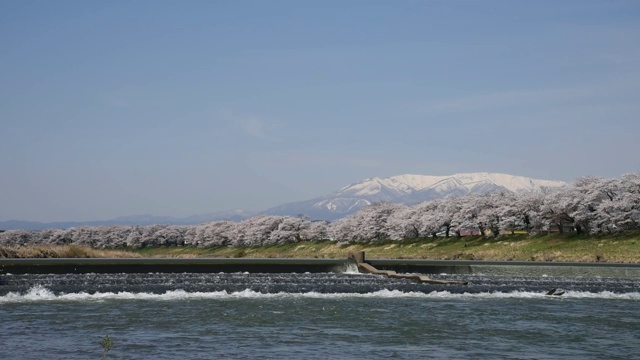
329,202,403,243
387,204,422,239
300,220,330,241
235,216,285,246
268,216,307,244
540,189,576,234
593,174,640,233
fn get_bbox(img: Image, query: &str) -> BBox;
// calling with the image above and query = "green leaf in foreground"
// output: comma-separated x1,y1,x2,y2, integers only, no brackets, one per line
100,335,113,360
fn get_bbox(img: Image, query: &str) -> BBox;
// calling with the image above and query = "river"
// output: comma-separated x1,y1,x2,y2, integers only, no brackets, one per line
1,267,639,359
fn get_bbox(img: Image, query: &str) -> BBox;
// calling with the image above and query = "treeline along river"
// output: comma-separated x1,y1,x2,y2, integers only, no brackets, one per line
1,263,640,359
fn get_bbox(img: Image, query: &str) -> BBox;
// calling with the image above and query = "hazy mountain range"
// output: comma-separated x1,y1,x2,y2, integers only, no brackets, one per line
0,172,565,230
0,210,254,231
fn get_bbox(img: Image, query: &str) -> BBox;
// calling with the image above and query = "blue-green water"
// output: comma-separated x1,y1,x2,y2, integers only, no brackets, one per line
1,270,639,359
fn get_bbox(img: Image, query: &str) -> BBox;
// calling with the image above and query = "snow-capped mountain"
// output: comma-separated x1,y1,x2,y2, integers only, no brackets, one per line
264,172,566,220
2,173,565,230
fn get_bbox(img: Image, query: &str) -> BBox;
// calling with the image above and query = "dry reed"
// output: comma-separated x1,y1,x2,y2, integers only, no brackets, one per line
0,245,142,258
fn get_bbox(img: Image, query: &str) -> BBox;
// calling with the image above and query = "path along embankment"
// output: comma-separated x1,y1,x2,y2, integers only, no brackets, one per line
2,255,640,278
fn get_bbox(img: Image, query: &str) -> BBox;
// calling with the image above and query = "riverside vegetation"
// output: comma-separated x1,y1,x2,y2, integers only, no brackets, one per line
1,231,640,263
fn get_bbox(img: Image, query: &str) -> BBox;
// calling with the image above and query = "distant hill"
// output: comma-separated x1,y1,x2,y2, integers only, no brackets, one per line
0,210,254,231
263,172,566,220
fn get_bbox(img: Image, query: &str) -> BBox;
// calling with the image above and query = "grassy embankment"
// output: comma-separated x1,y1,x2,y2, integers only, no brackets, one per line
0,245,141,259
2,231,640,263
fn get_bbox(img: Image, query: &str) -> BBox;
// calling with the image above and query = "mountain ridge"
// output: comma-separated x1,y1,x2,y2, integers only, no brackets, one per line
263,172,566,220
1,172,566,229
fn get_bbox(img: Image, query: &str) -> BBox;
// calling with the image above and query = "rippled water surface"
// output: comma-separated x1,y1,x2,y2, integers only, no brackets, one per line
1,270,639,359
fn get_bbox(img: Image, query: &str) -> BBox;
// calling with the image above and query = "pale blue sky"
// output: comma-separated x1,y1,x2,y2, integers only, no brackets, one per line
1,0,639,222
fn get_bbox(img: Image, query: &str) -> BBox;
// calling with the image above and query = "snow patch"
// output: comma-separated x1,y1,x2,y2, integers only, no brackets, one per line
338,172,565,196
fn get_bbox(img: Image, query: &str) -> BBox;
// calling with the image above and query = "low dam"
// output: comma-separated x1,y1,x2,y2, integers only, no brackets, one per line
0,257,350,275
1,254,640,278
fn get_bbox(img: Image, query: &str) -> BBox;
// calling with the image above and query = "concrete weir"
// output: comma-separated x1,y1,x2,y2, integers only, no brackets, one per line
0,258,350,274
348,251,468,285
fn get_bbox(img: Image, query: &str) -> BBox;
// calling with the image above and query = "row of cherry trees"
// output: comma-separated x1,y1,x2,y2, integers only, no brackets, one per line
0,216,329,248
1,173,638,248
331,173,640,241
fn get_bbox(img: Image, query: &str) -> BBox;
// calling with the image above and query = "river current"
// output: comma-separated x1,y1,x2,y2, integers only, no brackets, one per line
1,268,639,359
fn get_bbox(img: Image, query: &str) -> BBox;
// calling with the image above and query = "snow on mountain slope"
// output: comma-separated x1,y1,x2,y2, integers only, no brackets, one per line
342,172,565,195
263,172,566,220
313,198,372,212
331,172,564,204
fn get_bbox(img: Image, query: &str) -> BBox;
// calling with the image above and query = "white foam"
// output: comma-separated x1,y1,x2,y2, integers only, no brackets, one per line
1,286,639,303
343,262,361,274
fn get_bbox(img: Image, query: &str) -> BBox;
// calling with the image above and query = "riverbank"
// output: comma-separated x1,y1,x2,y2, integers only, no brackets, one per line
1,232,639,263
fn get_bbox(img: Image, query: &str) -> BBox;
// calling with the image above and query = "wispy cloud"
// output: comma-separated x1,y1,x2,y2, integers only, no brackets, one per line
221,110,278,140
239,116,269,139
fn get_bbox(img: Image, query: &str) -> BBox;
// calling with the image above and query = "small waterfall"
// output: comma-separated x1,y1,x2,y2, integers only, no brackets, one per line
343,261,360,274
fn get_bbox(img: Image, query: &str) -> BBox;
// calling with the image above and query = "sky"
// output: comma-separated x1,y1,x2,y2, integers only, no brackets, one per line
1,0,639,222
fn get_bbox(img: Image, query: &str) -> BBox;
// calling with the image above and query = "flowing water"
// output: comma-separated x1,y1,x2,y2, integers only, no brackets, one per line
1,268,639,359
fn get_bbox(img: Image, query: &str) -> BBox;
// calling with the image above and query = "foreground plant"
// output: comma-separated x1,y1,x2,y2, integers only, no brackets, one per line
100,335,113,360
